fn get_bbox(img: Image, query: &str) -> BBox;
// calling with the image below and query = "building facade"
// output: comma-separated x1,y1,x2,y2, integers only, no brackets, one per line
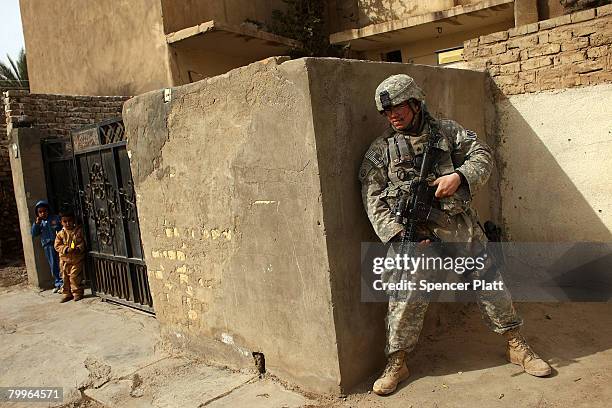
19,0,579,96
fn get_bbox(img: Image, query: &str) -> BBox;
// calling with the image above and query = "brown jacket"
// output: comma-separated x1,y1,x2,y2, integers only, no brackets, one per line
54,226,86,264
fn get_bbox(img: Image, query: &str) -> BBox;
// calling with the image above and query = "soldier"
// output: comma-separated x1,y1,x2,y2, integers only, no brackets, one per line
359,74,551,396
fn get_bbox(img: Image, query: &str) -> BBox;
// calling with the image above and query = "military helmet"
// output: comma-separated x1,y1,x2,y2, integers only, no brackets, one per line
375,74,425,112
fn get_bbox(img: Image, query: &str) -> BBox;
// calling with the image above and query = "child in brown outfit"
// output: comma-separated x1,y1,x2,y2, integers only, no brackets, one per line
54,210,86,302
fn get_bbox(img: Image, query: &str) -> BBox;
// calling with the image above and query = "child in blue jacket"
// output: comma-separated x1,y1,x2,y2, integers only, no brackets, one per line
31,200,63,292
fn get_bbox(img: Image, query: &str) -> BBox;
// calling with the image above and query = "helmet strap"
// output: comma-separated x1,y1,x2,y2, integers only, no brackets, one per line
404,100,423,134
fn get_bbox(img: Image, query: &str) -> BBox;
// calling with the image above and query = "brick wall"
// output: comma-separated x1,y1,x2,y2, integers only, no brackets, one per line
1,87,23,260
1,90,128,260
463,4,612,95
4,90,128,138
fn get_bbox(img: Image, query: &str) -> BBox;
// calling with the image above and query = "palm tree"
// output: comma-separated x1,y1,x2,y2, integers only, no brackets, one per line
0,48,28,88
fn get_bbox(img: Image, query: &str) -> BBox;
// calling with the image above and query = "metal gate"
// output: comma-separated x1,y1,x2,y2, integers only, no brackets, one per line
73,119,153,313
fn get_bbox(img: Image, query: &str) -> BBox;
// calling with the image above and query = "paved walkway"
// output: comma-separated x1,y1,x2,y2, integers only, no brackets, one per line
1,280,611,407
0,285,313,408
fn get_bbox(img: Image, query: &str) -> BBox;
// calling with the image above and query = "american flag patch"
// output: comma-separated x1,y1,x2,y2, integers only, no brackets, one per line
366,150,384,168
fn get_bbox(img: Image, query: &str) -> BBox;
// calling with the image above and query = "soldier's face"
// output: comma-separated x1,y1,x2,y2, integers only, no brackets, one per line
383,102,415,130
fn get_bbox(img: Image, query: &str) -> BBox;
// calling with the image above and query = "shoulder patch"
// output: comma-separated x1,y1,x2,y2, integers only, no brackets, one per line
466,129,477,140
365,149,384,168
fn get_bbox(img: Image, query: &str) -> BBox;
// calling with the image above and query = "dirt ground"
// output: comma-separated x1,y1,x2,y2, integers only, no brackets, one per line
1,261,611,408
0,258,27,288
317,301,612,408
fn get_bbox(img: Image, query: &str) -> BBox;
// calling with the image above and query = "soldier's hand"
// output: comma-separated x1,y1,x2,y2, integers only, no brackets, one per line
35,216,41,224
418,239,431,248
433,173,461,198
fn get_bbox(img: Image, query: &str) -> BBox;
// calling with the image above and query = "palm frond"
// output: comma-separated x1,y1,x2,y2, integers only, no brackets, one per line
0,48,29,88
7,54,22,81
0,60,17,80
17,48,28,80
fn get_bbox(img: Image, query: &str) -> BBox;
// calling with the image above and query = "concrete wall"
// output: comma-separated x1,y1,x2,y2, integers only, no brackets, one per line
19,0,172,96
160,0,288,33
9,128,52,287
124,57,492,393
125,57,341,393
495,83,612,241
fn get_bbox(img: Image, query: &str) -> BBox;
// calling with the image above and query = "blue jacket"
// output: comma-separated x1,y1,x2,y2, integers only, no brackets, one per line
31,200,62,247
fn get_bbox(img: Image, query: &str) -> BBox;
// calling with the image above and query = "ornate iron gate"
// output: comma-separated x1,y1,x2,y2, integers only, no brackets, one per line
72,119,154,313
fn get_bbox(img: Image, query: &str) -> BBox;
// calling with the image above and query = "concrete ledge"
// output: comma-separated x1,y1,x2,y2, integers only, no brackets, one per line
166,20,300,59
329,0,514,50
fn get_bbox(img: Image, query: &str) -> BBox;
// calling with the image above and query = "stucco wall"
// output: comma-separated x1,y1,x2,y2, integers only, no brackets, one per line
125,57,341,393
20,0,172,96
124,57,493,393
495,83,612,241
9,129,52,288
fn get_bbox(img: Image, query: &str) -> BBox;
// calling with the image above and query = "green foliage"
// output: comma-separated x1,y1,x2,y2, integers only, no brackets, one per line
269,0,341,58
0,47,28,88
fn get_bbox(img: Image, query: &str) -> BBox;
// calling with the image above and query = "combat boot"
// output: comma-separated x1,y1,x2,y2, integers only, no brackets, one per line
505,329,551,377
373,350,410,395
60,295,73,303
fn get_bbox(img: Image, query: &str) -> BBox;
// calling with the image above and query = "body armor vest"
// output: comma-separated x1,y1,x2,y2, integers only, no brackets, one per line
382,128,472,216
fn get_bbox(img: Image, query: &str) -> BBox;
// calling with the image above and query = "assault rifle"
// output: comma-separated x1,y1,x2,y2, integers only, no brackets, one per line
393,109,443,256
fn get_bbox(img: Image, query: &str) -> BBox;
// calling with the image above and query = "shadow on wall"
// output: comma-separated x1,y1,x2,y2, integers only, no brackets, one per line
489,80,612,243
358,0,417,24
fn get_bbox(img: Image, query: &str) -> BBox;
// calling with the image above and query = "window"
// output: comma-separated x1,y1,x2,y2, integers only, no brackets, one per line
385,50,403,63
436,47,464,65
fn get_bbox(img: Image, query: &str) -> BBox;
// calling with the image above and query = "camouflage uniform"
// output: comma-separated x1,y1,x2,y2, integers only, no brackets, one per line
360,91,522,356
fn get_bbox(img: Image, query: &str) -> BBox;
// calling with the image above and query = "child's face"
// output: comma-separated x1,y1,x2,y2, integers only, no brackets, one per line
37,207,49,220
61,216,75,230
